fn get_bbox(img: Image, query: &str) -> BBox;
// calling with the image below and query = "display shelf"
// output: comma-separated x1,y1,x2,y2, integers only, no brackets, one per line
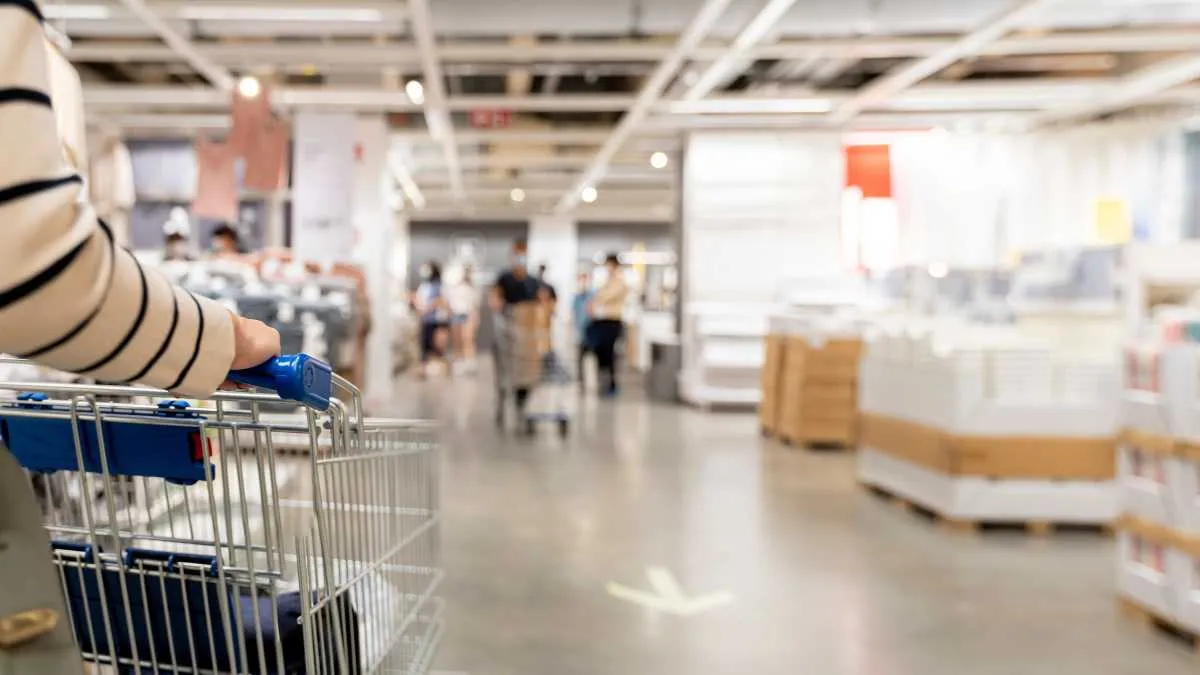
680,303,771,409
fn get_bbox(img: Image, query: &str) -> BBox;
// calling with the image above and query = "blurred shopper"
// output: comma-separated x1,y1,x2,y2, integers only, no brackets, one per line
210,222,243,257
447,265,480,374
572,272,594,391
0,5,281,670
493,239,542,424
588,253,630,397
415,261,451,378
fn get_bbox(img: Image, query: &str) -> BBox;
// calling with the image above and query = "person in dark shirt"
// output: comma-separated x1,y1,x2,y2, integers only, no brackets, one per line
492,238,540,428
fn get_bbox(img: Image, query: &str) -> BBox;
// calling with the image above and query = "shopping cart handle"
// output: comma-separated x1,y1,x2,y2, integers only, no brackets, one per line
228,354,332,411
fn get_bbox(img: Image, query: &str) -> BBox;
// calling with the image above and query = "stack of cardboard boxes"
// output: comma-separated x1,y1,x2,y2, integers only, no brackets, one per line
776,337,863,447
758,334,785,435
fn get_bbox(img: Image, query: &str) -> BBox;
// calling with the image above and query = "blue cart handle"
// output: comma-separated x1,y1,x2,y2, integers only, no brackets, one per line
227,354,333,411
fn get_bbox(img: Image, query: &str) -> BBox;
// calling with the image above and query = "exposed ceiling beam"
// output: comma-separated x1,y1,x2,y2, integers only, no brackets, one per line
81,88,636,112
86,79,1200,115
1036,53,1200,124
408,0,463,201
681,0,798,101
829,0,1063,123
115,0,235,90
66,29,1200,68
556,0,735,212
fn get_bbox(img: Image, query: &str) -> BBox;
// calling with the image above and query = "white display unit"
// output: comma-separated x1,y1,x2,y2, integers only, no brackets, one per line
858,329,1120,526
679,302,770,408
1123,242,1200,338
1117,342,1200,634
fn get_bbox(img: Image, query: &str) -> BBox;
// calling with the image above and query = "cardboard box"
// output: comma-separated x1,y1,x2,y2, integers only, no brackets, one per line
861,413,1117,480
945,435,1116,480
759,334,785,433
860,413,949,472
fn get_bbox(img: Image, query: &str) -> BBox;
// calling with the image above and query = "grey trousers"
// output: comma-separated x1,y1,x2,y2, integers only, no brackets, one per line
0,447,83,675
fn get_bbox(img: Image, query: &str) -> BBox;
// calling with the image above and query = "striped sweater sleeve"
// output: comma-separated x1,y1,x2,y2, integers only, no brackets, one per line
0,0,236,397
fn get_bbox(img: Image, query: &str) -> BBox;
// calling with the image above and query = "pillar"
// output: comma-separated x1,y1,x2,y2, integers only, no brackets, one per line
353,115,395,410
527,214,578,350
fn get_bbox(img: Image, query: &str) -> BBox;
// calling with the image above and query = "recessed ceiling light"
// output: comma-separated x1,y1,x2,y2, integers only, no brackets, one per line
581,187,598,204
237,76,261,99
405,80,425,105
649,151,669,169
510,188,526,203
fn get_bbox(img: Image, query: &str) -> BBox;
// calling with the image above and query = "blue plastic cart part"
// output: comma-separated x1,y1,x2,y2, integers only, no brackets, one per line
228,353,333,412
51,541,362,674
0,398,211,484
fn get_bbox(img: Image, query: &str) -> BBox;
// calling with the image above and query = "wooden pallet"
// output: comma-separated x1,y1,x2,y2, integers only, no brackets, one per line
862,482,1112,536
1119,597,1200,655
776,431,856,451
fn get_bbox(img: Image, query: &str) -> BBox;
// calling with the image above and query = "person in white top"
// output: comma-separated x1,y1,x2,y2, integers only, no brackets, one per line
446,265,480,372
587,253,630,396
0,4,280,669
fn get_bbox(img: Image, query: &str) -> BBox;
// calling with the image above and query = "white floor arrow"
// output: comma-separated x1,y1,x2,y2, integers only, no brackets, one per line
606,567,734,617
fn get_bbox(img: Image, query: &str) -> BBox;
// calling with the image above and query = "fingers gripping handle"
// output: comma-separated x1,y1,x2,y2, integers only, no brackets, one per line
228,354,333,411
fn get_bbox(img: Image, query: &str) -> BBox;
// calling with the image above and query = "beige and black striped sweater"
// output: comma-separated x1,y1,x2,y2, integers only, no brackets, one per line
0,0,235,397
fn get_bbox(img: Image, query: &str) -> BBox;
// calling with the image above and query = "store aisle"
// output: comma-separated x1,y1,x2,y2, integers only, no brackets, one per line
397,376,1194,675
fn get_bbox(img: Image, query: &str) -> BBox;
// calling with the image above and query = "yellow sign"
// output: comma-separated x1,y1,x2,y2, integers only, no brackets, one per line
1095,198,1131,244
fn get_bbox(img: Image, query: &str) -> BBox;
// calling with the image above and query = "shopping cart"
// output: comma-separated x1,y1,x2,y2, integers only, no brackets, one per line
491,304,571,438
0,354,441,674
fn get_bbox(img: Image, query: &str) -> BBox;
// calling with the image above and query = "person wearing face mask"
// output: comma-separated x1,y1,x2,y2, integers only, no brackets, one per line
491,238,542,427
414,261,451,378
211,222,242,257
587,253,630,397
571,271,594,390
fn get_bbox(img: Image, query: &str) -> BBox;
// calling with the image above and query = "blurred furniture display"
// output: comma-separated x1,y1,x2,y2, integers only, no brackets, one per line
160,257,367,387
679,303,770,409
1115,307,1200,636
857,327,1120,531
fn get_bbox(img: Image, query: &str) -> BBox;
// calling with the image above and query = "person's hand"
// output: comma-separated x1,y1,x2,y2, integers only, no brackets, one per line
230,315,282,371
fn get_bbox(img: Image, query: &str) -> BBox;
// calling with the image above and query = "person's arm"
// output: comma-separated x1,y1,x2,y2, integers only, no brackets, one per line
0,3,276,396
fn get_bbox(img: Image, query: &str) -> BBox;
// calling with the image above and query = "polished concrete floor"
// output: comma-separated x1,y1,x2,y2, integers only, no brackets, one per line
399,374,1198,675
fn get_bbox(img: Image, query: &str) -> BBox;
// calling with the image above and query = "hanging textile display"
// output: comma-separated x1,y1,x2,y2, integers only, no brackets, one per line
244,116,291,192
228,85,272,154
192,138,239,222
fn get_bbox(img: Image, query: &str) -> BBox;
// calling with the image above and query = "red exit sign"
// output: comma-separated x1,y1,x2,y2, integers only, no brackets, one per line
469,109,511,129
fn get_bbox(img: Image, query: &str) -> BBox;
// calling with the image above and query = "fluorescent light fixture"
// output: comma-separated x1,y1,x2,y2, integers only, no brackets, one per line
405,80,426,105
387,147,427,211
237,76,261,99
510,187,526,203
580,187,598,204
663,98,834,115
649,151,669,169
178,6,385,22
42,3,110,19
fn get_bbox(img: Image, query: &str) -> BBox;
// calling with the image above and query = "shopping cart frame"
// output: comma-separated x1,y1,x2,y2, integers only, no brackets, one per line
0,354,443,674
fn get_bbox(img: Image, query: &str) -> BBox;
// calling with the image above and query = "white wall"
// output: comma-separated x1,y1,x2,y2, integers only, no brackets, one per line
682,131,844,305
891,119,1186,267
